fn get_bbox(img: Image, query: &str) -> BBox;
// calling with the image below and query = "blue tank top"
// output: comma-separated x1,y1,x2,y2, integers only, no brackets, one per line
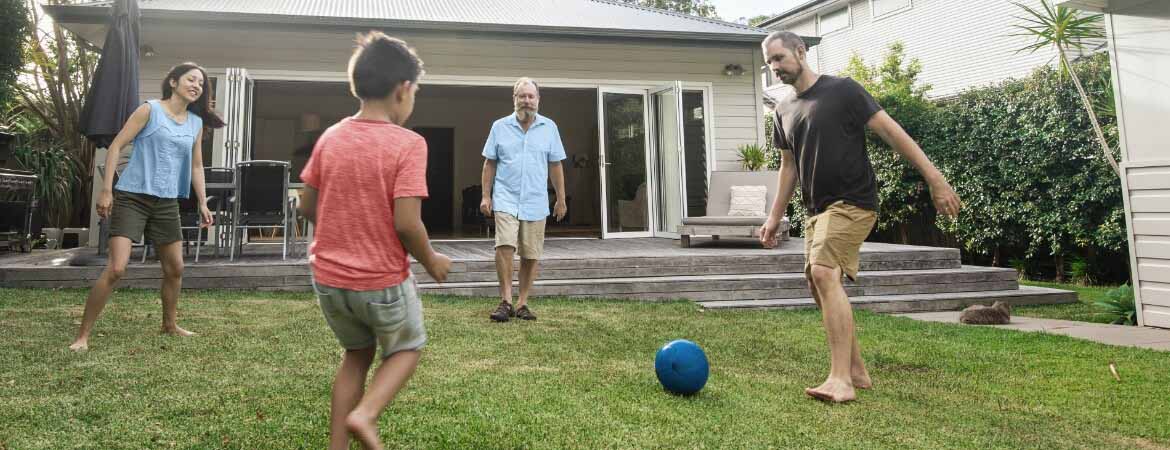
115,99,202,199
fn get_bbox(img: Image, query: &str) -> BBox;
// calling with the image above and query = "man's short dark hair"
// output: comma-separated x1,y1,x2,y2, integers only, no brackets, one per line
348,31,424,100
762,31,807,53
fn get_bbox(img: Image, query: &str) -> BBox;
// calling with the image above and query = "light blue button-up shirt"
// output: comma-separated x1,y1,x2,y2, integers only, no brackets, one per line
482,113,567,221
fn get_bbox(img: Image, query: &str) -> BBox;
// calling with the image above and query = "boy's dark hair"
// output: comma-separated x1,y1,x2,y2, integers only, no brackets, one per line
348,31,424,100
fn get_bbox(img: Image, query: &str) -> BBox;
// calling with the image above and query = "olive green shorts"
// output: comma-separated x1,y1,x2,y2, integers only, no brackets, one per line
108,190,183,245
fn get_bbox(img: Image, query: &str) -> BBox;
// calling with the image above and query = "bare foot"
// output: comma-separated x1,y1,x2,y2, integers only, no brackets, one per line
345,410,383,450
852,371,873,390
805,379,857,403
68,339,89,352
161,326,196,337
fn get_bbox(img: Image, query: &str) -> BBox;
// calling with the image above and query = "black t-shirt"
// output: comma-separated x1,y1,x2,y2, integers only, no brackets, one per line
771,75,882,215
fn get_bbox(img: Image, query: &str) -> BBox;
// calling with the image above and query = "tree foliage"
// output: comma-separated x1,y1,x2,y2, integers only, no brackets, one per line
618,0,718,18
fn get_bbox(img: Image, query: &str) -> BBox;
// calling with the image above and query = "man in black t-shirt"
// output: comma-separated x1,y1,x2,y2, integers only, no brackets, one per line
758,31,962,403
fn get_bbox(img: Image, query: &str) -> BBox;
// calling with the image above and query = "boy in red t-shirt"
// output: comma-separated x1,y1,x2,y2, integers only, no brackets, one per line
298,32,450,450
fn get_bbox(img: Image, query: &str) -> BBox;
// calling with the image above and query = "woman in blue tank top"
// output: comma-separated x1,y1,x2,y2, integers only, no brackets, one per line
71,63,226,351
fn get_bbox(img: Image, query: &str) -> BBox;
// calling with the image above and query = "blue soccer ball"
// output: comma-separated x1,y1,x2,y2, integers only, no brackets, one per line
654,339,709,395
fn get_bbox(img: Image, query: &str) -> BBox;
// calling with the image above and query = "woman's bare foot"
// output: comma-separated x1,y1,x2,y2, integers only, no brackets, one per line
805,378,856,403
68,339,89,352
161,325,196,337
345,410,383,450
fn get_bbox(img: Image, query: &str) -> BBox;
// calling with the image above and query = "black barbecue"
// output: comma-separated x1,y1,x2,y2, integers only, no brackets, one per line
0,168,38,252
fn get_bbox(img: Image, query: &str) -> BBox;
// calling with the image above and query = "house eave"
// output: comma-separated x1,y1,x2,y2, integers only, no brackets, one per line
42,4,768,45
1056,0,1169,16
757,0,829,28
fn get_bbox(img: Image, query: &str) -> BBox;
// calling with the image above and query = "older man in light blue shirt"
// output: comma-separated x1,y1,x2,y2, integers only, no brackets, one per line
480,77,567,322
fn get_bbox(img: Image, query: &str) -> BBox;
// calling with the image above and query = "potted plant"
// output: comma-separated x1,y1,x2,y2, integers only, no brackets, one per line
736,143,767,171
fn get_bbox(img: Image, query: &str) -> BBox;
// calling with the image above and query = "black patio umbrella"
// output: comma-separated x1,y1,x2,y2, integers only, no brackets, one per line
71,0,140,266
78,0,140,149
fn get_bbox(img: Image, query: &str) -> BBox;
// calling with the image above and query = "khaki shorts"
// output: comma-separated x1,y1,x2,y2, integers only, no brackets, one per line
804,201,877,281
313,276,427,359
494,212,546,260
108,189,183,245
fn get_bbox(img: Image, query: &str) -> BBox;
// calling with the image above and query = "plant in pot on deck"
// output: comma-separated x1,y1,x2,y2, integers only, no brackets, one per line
737,143,767,171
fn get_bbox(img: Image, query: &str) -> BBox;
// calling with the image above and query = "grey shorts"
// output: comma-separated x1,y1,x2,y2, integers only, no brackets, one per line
312,276,427,359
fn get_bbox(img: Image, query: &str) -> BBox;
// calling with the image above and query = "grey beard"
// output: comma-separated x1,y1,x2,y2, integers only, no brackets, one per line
516,108,536,120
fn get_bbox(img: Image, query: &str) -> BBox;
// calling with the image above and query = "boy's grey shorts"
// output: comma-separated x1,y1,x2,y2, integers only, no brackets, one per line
312,276,427,359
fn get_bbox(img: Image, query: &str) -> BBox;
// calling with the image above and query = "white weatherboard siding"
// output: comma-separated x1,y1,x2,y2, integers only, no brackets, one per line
133,24,763,171
771,0,1072,98
1108,2,1170,328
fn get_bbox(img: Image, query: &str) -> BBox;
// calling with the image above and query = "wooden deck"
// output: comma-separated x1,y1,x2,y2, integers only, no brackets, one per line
0,238,1076,312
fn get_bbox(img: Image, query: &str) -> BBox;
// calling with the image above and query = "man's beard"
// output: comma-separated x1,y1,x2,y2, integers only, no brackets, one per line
515,106,536,120
778,66,802,85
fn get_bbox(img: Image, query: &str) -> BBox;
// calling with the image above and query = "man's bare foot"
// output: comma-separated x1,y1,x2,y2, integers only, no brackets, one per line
805,379,856,403
852,371,873,389
345,410,383,450
68,339,89,352
161,326,196,337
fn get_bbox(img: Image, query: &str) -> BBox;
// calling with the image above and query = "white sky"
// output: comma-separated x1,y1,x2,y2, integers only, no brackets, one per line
709,0,807,23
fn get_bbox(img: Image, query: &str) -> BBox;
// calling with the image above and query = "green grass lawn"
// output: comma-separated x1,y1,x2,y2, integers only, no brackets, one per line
1016,281,1120,324
2,288,1168,449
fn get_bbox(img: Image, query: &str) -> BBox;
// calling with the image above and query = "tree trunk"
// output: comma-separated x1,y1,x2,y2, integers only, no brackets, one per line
993,247,1001,267
1054,254,1066,283
1058,46,1120,177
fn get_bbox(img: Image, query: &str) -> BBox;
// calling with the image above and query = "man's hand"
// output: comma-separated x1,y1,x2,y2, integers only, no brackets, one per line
930,179,961,218
553,199,567,222
759,217,783,248
479,197,493,217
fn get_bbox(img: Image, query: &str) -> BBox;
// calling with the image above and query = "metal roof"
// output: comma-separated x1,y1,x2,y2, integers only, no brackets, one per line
49,0,769,43
756,0,829,28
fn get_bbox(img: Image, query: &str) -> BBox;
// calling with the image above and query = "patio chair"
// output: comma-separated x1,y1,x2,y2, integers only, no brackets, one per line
203,167,234,256
138,186,216,263
461,185,493,237
230,160,295,261
617,183,648,231
676,171,790,248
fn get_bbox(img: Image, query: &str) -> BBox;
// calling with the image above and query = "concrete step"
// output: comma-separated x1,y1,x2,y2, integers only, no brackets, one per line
697,286,1076,313
409,248,961,283
417,266,1020,301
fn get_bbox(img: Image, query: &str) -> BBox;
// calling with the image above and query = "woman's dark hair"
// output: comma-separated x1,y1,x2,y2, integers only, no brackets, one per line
160,62,225,129
348,32,424,100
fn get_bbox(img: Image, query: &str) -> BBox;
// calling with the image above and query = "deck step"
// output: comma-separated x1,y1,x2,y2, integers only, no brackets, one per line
409,248,962,283
417,266,1020,301
697,286,1076,313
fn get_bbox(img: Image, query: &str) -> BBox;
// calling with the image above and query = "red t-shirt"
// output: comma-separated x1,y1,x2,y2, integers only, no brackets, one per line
300,117,428,291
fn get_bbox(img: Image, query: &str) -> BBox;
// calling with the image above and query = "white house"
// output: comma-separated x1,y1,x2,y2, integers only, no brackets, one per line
1058,0,1170,329
759,0,1097,98
46,0,791,240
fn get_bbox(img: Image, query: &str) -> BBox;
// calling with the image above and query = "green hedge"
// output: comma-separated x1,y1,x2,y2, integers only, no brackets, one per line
769,46,1126,283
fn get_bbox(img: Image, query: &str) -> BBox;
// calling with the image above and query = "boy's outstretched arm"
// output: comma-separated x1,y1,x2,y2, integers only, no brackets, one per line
394,197,451,283
298,187,318,224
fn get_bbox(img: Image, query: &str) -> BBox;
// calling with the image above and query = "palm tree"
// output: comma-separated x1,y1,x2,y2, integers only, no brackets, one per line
1013,0,1117,176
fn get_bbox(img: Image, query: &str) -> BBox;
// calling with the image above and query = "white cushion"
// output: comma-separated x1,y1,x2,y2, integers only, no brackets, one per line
726,185,767,217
